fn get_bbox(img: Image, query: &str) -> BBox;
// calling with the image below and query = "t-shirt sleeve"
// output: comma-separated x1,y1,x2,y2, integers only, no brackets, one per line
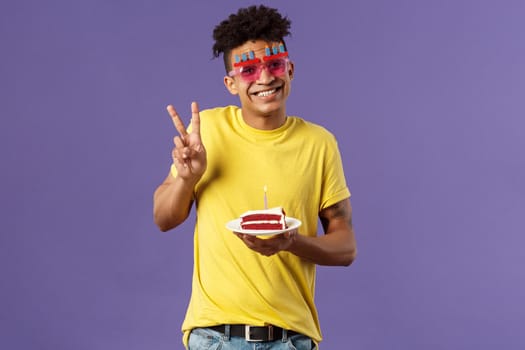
319,134,351,210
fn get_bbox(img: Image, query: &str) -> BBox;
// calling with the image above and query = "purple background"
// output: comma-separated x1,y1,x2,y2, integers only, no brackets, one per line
1,0,524,349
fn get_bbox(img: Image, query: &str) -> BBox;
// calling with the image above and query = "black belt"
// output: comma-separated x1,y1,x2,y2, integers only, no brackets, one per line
209,324,300,342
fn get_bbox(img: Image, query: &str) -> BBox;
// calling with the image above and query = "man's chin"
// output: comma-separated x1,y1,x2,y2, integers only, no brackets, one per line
252,95,285,109
254,102,284,116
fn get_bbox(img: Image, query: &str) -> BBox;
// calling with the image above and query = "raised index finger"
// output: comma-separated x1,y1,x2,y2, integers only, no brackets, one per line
166,105,188,137
190,101,201,136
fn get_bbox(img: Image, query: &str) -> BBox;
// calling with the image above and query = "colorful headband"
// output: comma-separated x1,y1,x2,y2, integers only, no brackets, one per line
233,44,288,68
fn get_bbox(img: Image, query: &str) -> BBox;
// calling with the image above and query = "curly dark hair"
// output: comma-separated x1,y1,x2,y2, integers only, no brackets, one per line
212,5,292,72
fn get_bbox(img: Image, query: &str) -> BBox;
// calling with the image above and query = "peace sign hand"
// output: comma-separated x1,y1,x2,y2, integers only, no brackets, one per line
167,101,207,181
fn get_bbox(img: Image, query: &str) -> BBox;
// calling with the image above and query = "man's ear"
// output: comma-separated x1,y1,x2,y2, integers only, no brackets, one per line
288,61,295,80
224,76,239,95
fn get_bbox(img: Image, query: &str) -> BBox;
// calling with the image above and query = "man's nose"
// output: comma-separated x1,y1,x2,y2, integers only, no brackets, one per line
257,65,275,83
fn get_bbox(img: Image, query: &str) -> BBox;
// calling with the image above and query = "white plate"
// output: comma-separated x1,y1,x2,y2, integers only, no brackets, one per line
225,217,302,236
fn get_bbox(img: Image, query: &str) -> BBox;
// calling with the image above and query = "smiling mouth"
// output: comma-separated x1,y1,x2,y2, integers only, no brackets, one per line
253,86,282,97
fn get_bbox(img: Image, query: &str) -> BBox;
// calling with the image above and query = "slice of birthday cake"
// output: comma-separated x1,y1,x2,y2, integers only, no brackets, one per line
240,207,287,230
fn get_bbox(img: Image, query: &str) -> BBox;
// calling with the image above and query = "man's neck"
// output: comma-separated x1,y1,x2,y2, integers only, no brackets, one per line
241,109,287,130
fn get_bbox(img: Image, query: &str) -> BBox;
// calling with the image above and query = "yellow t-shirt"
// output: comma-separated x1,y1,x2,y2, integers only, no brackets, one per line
172,106,350,346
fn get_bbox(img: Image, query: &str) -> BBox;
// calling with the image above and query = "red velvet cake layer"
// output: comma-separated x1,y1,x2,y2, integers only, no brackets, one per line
240,207,287,230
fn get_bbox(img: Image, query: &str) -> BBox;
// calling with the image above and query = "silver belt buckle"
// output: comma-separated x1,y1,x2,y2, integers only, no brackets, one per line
245,325,274,342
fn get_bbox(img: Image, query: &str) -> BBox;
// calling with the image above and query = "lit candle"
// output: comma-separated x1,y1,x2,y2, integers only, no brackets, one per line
263,185,268,209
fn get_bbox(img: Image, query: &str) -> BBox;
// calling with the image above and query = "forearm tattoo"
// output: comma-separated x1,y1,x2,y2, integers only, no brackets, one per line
320,200,353,232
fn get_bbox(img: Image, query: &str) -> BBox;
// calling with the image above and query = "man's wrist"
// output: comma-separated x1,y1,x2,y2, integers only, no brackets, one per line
174,174,200,189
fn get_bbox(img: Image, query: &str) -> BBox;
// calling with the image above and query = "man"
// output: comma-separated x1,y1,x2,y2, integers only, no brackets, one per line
154,5,357,349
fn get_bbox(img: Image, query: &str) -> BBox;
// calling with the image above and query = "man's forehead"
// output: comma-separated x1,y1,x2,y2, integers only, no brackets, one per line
232,40,283,54
230,40,288,68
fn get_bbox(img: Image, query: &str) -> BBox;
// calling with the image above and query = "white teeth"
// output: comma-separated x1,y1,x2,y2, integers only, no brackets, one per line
256,89,276,97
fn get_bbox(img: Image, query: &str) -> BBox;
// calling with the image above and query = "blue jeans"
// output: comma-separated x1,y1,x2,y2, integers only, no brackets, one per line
188,327,317,350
